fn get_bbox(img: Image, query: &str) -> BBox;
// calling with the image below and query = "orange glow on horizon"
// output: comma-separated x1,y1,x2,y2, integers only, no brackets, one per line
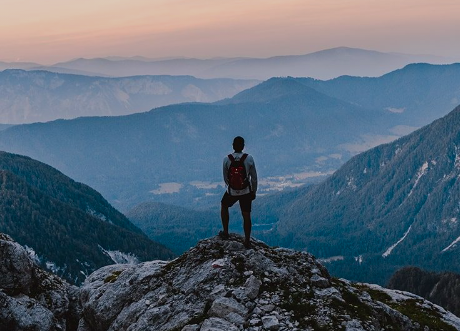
0,0,459,64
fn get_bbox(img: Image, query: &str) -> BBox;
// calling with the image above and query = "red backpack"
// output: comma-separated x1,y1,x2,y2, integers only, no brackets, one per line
227,154,249,190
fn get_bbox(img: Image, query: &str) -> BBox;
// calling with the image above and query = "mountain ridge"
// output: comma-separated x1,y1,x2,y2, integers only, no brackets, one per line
0,151,174,284
266,104,460,284
0,69,258,124
5,47,454,80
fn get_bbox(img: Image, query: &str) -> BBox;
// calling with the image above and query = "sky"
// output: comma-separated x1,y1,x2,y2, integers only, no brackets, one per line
1,0,460,64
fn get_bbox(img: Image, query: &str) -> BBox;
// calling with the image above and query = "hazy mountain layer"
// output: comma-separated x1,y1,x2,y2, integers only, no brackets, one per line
0,78,388,210
298,63,460,126
0,151,174,284
0,70,258,124
37,47,454,80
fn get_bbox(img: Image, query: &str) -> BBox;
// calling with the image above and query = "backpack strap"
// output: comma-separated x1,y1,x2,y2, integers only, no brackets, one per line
228,154,235,162
240,153,248,162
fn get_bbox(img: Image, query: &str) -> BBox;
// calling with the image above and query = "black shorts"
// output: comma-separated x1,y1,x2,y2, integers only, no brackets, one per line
221,192,252,213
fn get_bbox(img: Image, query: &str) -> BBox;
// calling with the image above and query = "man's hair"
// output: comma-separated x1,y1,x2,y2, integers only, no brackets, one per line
233,136,245,152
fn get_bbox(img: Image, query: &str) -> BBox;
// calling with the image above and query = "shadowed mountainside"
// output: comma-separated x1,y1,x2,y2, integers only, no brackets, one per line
0,151,174,284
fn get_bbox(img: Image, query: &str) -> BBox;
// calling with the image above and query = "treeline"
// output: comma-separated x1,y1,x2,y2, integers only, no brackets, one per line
388,266,460,317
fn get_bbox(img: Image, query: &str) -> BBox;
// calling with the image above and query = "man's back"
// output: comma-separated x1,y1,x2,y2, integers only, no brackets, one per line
223,152,257,196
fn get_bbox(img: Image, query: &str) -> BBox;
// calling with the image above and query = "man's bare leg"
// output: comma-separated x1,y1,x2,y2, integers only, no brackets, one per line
221,203,230,237
242,211,252,248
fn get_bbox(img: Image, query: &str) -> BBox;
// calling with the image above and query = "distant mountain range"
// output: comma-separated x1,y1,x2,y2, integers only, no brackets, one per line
0,70,258,124
388,266,460,317
0,151,174,284
0,64,459,211
0,76,390,210
1,47,456,80
299,63,460,127
266,104,460,284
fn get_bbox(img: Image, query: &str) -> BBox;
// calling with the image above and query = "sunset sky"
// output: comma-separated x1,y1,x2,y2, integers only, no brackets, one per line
1,0,459,64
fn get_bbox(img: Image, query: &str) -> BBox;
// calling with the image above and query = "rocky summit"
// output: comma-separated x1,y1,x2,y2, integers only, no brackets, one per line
2,233,460,331
76,234,460,331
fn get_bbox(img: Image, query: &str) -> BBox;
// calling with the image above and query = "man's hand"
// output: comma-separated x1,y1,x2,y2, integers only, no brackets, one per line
251,192,256,200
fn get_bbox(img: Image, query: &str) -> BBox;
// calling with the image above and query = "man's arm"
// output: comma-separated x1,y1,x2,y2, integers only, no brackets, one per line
249,156,258,193
223,156,229,186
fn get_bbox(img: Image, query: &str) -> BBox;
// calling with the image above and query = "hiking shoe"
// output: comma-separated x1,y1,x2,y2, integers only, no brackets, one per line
243,241,252,249
218,231,229,240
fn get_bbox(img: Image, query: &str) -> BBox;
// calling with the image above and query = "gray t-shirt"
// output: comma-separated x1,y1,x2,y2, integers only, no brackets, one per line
223,152,258,196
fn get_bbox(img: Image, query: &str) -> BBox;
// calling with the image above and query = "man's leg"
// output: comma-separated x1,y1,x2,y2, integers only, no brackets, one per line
221,203,230,236
242,211,251,247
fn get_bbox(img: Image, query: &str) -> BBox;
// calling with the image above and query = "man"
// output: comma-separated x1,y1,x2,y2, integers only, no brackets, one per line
220,136,258,248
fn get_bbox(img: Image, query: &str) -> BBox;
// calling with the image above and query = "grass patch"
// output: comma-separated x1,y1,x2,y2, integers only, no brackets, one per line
104,270,123,283
390,299,457,331
356,285,456,331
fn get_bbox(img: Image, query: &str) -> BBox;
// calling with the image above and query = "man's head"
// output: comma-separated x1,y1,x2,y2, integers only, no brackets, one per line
233,136,245,152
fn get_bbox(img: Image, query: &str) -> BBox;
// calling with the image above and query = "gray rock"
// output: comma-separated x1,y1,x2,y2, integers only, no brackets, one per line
182,325,200,331
261,304,275,312
209,297,248,322
0,234,34,294
0,233,76,331
262,315,280,330
310,274,330,288
200,317,238,331
232,287,247,302
244,275,262,300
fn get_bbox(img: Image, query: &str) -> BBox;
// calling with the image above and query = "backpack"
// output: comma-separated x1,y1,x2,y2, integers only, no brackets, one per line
227,154,249,191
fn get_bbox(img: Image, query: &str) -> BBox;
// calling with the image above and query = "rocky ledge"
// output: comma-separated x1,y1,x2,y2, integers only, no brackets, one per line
0,233,80,331
2,232,460,331
76,234,460,331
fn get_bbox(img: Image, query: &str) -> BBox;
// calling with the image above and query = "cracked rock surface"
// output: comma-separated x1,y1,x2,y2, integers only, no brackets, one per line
0,233,80,331
77,234,460,331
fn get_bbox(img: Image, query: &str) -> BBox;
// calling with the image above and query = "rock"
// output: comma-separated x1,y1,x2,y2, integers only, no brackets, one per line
262,315,280,330
0,234,34,294
209,297,248,323
310,274,330,288
244,275,262,300
0,233,78,331
250,318,261,325
200,317,239,331
181,324,200,331
261,304,275,312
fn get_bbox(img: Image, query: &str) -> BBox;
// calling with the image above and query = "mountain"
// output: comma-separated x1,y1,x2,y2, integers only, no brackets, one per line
0,70,258,124
0,124,12,131
297,63,460,126
0,78,388,210
0,151,174,284
0,61,40,71
388,266,460,318
266,104,460,285
24,47,454,80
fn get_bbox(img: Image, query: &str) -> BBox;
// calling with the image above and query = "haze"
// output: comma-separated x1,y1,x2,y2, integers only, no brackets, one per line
1,0,460,64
